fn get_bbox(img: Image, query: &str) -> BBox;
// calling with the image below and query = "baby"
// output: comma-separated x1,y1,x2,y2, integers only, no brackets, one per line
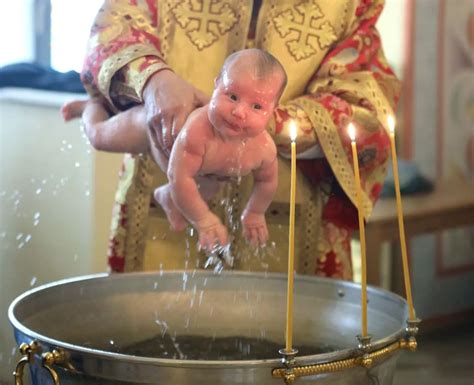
62,49,287,250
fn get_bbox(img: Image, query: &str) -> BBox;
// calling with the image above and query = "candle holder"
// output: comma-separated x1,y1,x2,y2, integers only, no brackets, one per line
402,318,421,352
278,348,299,384
356,334,373,368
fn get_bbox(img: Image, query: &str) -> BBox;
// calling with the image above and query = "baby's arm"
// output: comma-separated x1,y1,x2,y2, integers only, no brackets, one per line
62,99,149,154
241,136,278,247
168,116,228,250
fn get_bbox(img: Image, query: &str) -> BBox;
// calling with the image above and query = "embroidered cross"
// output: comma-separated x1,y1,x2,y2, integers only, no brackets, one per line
172,0,238,50
273,0,337,61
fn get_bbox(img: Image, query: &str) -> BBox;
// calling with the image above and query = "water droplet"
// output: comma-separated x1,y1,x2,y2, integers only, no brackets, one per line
109,340,114,345
73,254,78,262
18,242,25,249
25,234,32,243
85,190,90,196
34,212,40,219
35,188,42,195
30,277,37,286
182,272,188,291
42,179,47,185
11,347,16,356
74,162,80,168
16,233,23,240
68,144,73,149
154,282,158,290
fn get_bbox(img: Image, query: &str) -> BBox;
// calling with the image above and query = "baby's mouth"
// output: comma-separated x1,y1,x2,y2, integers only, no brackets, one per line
225,120,242,132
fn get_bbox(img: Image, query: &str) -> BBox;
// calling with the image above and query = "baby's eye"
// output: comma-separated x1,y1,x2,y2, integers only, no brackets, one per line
252,103,262,110
229,94,238,101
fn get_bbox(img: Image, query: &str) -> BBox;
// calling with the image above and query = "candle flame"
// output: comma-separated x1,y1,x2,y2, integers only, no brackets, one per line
289,121,297,142
348,123,356,142
387,115,395,134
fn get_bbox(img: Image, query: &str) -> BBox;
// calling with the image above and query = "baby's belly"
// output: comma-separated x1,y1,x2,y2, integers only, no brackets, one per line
198,166,253,182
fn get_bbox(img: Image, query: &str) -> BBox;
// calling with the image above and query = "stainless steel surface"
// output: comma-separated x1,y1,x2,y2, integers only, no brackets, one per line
9,271,408,384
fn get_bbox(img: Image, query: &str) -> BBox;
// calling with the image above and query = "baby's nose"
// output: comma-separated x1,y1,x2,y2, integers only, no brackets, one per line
231,104,246,119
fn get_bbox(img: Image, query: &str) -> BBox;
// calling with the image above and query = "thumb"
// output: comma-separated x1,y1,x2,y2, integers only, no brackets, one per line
194,89,210,107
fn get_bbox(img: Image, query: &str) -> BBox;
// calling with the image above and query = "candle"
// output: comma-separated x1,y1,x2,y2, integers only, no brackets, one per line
348,123,368,337
387,116,415,320
285,121,297,352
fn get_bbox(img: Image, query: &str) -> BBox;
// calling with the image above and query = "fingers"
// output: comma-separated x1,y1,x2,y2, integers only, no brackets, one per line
148,114,164,150
198,225,229,251
171,113,186,141
194,89,210,107
257,225,269,246
243,224,268,248
161,115,173,154
148,111,182,156
247,227,259,248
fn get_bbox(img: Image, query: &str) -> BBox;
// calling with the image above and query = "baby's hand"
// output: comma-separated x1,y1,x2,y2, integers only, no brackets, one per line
241,211,269,247
195,213,229,251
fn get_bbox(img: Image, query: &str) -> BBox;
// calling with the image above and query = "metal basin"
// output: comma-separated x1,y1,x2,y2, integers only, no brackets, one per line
9,271,408,384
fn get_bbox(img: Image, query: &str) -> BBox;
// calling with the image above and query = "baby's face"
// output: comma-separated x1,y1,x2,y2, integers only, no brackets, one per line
208,63,283,140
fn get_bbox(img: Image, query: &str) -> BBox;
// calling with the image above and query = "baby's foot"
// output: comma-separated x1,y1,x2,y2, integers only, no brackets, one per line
154,185,187,231
61,100,88,121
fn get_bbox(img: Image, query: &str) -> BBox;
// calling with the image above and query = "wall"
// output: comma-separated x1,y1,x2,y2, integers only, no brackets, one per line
404,0,474,320
0,88,122,382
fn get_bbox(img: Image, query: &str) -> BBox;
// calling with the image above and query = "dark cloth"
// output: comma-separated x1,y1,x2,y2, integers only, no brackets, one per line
0,62,85,93
381,158,434,197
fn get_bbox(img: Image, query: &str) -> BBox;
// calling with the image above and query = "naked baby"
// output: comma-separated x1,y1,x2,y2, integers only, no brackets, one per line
62,49,287,250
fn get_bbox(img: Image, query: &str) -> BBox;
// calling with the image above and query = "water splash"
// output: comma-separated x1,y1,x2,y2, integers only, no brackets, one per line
33,212,41,226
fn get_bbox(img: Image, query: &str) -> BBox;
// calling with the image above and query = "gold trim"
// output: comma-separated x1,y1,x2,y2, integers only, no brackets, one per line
133,61,171,100
307,72,396,134
98,44,164,108
272,337,416,380
295,98,373,218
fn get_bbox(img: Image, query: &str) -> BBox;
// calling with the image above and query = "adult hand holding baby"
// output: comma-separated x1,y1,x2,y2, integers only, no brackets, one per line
142,70,209,155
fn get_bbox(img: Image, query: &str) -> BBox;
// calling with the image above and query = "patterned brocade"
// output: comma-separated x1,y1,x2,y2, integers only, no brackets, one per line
82,0,400,279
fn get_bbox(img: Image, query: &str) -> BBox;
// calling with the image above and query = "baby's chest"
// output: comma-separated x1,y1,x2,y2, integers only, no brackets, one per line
200,142,261,177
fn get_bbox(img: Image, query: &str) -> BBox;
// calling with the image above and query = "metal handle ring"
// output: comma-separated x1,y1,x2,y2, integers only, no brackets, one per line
13,342,40,385
42,351,62,385
13,342,62,385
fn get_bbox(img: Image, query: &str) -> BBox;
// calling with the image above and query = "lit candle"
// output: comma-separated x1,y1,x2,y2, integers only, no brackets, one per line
285,121,297,352
348,123,368,337
387,116,415,320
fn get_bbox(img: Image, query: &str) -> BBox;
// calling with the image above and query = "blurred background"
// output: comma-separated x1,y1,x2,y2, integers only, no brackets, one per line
0,0,473,383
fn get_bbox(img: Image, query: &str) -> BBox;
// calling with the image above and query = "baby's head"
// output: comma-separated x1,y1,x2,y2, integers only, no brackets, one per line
209,49,287,140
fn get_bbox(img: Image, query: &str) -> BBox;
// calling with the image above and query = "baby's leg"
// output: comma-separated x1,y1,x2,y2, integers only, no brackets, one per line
62,99,148,154
154,184,187,231
153,177,221,233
